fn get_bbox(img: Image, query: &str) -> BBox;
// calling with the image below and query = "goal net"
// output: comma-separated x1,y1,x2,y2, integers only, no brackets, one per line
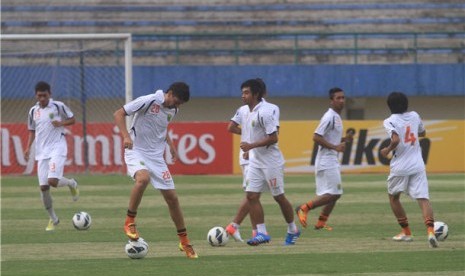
1,33,132,175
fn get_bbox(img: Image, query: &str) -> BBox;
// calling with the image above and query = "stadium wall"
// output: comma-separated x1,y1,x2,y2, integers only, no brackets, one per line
2,64,464,99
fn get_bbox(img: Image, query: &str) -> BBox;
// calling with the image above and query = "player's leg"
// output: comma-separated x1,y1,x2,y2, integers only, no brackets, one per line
314,168,342,230
226,164,250,242
409,171,437,248
388,175,412,241
124,169,150,240
38,159,59,231
47,155,79,201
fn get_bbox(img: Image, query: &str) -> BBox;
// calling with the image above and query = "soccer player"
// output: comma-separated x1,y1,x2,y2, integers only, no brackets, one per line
24,81,79,231
295,87,353,231
380,91,438,248
239,79,300,246
113,82,198,258
225,78,280,242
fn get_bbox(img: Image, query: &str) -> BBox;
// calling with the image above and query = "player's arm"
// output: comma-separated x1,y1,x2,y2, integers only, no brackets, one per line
313,133,345,152
380,132,400,158
24,130,35,162
166,133,178,163
114,107,133,149
419,130,426,137
240,132,278,152
52,117,75,127
227,121,241,135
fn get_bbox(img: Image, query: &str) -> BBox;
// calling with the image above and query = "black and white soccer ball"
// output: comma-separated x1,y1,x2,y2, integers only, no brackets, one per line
125,238,149,259
207,226,229,246
72,211,91,230
434,221,449,241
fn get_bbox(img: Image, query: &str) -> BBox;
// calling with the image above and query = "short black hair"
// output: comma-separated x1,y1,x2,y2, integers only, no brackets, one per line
387,91,408,114
35,81,51,93
241,79,264,101
167,82,190,102
328,87,343,99
255,78,267,95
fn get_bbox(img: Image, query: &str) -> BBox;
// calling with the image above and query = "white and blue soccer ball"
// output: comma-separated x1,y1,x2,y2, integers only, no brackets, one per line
207,226,229,246
434,221,449,241
125,238,149,259
72,211,91,230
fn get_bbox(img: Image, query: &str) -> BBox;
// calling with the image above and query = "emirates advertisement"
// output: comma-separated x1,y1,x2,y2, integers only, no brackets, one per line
1,122,233,175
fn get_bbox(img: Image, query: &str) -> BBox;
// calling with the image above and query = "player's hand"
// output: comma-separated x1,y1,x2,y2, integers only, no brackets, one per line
335,143,346,152
380,147,390,158
240,142,252,152
51,120,62,127
345,128,355,142
242,151,249,160
123,136,133,149
169,147,178,163
24,148,30,162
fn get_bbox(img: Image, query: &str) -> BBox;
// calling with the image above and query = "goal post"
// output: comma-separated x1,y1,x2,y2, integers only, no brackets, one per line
1,33,133,174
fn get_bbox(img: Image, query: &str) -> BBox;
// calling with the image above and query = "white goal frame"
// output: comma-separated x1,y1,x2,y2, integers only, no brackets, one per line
1,33,133,110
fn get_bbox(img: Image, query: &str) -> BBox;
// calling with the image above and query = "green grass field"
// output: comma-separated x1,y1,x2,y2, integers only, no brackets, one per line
2,173,464,275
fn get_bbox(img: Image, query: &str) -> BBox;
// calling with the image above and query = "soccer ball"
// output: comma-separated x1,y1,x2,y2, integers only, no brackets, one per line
207,226,229,246
434,221,449,241
72,211,91,230
125,238,149,259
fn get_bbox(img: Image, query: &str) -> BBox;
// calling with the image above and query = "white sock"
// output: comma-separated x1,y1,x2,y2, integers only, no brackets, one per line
41,189,58,222
288,222,298,233
257,223,267,234
57,177,74,187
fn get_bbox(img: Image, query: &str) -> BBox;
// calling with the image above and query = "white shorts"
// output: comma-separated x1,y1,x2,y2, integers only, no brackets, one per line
246,165,285,196
37,156,66,186
387,170,429,199
241,164,249,190
315,167,343,196
125,150,175,190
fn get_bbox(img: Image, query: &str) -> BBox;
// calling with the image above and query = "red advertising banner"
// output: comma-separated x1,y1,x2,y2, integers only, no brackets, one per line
1,122,233,175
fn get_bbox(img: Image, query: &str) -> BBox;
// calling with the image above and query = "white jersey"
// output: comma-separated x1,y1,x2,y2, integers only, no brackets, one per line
383,111,426,176
123,90,176,159
314,108,343,171
232,100,280,166
27,99,74,160
245,101,284,168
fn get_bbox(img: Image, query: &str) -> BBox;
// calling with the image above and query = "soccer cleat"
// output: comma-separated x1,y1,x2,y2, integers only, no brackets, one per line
45,218,60,231
124,222,140,241
246,232,271,246
314,224,333,231
225,223,244,242
69,179,80,201
295,206,308,228
284,229,301,245
180,243,198,259
428,232,439,248
392,232,413,242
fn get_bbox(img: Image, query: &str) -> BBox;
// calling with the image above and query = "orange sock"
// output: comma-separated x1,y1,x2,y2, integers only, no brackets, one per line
177,228,190,245
315,214,328,227
301,201,314,212
402,227,412,236
424,217,434,234
397,217,411,235
125,209,137,225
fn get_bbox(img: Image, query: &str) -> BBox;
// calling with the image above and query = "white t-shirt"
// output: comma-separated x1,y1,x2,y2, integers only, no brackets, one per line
383,111,426,176
314,108,343,171
27,99,74,160
245,101,284,168
123,90,176,159
232,100,280,166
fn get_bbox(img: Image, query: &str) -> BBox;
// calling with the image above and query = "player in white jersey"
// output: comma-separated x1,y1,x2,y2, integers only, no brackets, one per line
296,88,353,231
114,82,198,258
236,79,300,246
380,91,438,248
24,81,79,231
225,78,281,242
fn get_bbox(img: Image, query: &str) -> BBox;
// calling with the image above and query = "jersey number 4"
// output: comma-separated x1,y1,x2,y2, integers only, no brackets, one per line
404,126,417,145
